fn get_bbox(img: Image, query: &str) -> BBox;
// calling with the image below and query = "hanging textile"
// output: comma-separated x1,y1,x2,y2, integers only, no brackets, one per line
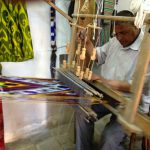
0,0,33,62
103,0,115,23
99,24,111,46
50,0,57,78
96,0,115,46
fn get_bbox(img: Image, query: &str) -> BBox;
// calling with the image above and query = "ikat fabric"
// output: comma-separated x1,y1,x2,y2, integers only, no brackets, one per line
0,0,33,62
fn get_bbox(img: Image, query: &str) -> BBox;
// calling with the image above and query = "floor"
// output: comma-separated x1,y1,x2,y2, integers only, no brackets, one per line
4,108,109,150
5,112,143,150
5,123,75,150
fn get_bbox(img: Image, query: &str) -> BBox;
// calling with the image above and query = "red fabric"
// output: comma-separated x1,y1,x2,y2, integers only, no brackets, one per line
0,101,4,150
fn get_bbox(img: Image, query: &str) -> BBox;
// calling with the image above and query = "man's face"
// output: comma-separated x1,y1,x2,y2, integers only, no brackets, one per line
115,24,139,47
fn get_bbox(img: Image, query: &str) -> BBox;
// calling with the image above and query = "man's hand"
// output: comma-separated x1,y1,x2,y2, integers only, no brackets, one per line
77,29,96,59
77,29,88,43
91,73,105,81
91,73,131,92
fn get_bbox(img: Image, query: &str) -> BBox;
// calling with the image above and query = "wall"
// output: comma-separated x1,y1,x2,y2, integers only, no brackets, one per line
55,0,71,68
117,0,131,12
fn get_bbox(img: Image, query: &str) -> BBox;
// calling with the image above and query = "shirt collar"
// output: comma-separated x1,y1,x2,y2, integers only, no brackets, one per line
121,30,144,51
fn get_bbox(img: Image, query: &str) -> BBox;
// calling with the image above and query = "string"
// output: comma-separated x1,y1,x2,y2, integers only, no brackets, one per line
113,0,118,36
71,0,83,69
0,95,102,105
83,27,89,48
87,0,103,76
80,27,88,73
63,0,82,69
131,0,150,28
93,0,103,41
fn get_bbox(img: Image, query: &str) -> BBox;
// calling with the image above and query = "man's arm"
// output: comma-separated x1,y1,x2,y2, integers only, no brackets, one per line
77,30,95,56
104,80,131,92
92,74,131,92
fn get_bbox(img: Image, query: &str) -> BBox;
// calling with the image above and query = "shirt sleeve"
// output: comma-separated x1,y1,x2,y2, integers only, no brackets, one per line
96,42,109,65
139,68,150,113
96,37,117,65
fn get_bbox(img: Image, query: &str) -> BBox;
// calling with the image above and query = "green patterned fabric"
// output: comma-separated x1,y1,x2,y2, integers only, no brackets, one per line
0,0,33,62
100,24,110,46
103,0,115,24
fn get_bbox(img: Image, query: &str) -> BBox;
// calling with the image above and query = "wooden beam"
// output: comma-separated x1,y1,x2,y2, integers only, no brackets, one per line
68,0,80,66
44,0,73,23
72,14,150,24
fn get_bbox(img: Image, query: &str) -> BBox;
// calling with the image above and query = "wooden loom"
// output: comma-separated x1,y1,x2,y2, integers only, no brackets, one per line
45,0,150,138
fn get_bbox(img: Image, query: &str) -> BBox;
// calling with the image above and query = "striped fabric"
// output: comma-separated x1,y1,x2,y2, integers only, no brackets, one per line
96,0,115,46
99,24,111,46
103,0,115,23
104,0,115,16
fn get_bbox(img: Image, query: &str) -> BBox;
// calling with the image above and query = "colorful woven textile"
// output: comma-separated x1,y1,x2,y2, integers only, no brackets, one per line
99,24,111,46
103,0,115,24
0,76,73,94
0,0,33,62
104,0,115,16
0,76,101,105
96,0,115,46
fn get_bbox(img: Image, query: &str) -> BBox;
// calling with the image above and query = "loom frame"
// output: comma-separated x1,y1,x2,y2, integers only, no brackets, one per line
45,0,150,137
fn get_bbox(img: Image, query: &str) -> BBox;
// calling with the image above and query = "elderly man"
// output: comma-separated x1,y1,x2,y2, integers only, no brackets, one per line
76,10,149,150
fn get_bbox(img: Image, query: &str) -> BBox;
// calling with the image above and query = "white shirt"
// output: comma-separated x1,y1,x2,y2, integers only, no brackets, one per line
97,31,144,81
96,31,150,113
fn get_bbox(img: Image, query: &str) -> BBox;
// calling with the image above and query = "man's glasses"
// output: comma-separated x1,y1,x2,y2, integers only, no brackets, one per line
114,31,130,37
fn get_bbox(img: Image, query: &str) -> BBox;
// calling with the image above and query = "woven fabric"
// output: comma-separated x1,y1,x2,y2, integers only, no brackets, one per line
103,0,115,24
99,24,111,46
96,0,115,46
0,0,33,62
104,0,115,16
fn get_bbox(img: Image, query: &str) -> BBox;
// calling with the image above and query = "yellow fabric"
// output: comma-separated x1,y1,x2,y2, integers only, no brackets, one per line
0,0,33,62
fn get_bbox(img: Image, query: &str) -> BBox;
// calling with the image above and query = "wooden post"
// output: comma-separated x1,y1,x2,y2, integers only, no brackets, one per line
68,0,79,66
69,0,96,66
